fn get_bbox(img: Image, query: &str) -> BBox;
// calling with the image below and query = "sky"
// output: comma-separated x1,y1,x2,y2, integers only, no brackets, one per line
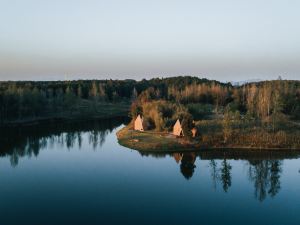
0,0,299,82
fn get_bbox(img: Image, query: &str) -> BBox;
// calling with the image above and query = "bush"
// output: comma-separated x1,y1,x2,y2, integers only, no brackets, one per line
130,100,194,132
180,113,194,138
187,103,213,120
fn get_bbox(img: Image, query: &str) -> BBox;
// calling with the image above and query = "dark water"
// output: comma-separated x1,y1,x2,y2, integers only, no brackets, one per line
0,118,299,225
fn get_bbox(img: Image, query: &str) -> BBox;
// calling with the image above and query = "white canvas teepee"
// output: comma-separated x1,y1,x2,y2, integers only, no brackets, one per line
173,119,183,136
134,114,144,131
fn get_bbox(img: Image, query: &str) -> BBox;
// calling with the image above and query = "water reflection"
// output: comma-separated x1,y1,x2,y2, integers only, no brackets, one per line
140,150,300,201
248,160,282,201
208,159,232,192
1,120,299,203
174,152,197,179
0,117,127,167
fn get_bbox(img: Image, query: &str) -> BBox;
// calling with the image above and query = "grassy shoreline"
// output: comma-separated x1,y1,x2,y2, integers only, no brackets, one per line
117,125,300,152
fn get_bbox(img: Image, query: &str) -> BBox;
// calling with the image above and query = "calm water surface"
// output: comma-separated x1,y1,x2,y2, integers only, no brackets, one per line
0,118,299,225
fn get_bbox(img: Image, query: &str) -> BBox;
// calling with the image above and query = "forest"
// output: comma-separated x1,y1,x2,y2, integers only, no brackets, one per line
1,76,300,149
0,76,226,125
127,77,300,149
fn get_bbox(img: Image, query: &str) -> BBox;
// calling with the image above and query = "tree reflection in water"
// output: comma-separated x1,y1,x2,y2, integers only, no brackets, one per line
248,160,282,201
208,159,232,193
140,150,300,202
221,159,232,192
174,153,232,192
0,117,127,167
209,160,218,190
1,122,298,202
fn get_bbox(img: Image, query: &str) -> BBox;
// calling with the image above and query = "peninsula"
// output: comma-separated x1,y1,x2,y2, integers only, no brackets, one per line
117,77,300,151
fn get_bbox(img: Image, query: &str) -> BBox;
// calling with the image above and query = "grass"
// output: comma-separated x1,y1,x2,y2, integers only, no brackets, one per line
196,119,300,149
117,118,300,152
117,126,197,152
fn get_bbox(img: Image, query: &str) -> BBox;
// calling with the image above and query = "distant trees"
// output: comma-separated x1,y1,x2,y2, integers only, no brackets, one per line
0,77,299,126
222,109,233,143
64,86,76,112
222,107,241,143
131,87,138,101
89,81,99,100
167,81,230,106
0,79,136,123
235,81,299,122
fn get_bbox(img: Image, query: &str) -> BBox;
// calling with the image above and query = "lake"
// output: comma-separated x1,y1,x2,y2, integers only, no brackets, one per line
0,118,299,225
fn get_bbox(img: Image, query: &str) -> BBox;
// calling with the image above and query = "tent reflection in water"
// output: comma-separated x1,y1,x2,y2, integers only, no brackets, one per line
134,114,144,131
173,153,183,164
173,152,197,179
173,119,183,136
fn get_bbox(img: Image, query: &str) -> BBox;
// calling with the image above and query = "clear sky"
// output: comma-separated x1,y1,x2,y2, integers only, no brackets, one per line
0,0,299,81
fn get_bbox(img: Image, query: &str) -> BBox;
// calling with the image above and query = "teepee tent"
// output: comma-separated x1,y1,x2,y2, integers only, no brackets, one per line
173,119,183,136
134,114,144,131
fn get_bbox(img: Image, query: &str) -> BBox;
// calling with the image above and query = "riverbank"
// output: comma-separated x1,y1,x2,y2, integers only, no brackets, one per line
0,102,130,127
117,125,300,152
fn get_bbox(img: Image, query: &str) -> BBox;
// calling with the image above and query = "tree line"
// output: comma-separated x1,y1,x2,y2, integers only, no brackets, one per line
0,76,227,124
0,79,135,123
0,77,299,126
130,78,300,138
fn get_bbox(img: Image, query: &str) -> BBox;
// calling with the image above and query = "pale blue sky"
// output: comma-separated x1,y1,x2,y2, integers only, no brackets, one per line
0,0,299,81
